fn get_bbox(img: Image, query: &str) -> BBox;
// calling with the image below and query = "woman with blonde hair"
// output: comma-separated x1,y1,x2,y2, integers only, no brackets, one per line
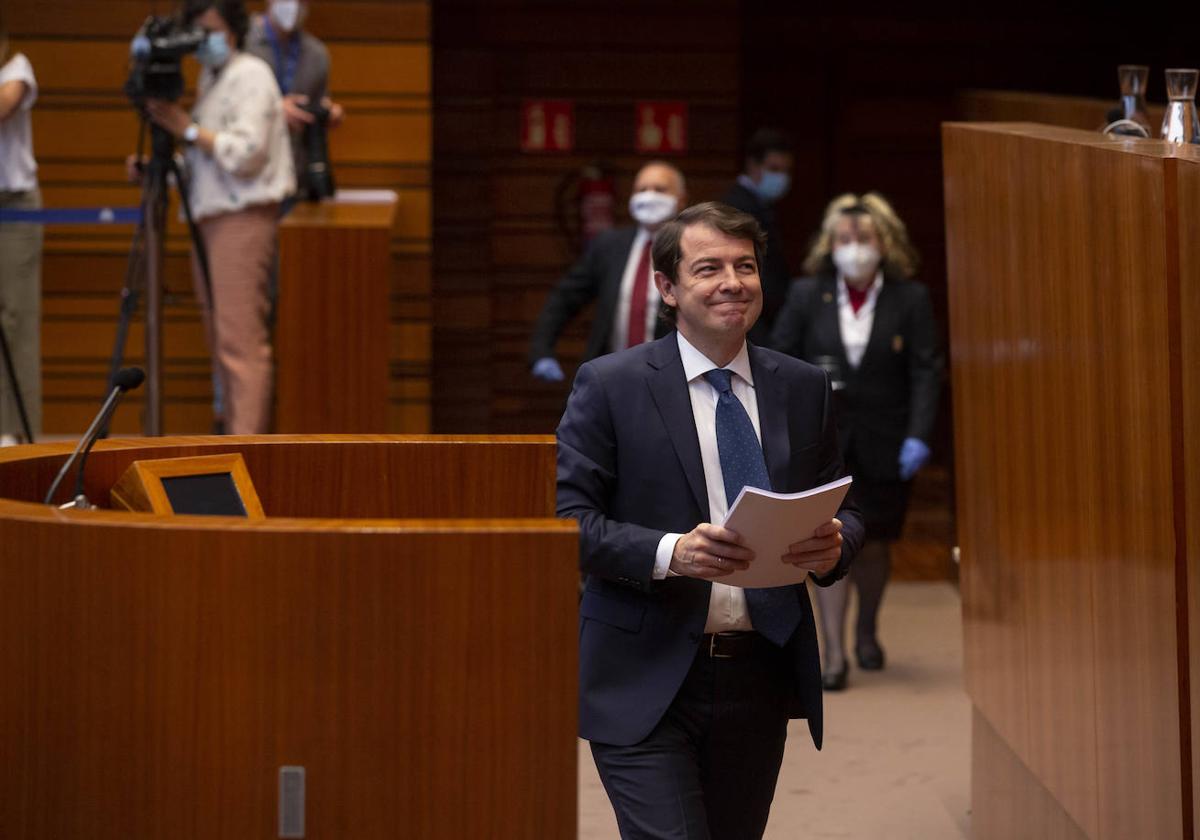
771,192,943,691
0,9,42,445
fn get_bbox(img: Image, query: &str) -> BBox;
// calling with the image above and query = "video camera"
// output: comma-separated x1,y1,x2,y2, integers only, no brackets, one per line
125,15,206,104
299,100,337,201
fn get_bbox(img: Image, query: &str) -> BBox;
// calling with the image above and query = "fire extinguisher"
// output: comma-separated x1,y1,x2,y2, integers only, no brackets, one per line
555,161,615,256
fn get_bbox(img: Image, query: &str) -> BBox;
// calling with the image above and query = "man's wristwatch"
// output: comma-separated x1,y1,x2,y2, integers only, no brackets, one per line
182,123,200,145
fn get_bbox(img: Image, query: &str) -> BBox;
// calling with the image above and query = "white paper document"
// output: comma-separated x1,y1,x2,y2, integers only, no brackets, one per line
718,476,853,589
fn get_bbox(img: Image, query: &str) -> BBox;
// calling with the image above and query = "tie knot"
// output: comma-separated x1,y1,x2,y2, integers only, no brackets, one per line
703,368,734,395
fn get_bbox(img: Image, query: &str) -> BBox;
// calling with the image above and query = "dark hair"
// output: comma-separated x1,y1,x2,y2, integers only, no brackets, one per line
652,202,767,322
744,127,792,165
182,0,249,49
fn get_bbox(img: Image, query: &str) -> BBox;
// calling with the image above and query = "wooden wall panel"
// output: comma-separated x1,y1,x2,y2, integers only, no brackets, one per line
432,0,742,434
946,123,1191,839
6,0,431,435
0,521,577,839
959,89,1167,133
972,710,1090,840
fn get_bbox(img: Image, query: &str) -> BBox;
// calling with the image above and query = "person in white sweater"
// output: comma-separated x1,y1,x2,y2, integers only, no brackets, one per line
142,0,295,434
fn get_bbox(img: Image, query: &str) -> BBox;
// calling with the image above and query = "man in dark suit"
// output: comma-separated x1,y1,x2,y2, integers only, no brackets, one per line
557,202,864,838
529,161,687,382
721,128,794,345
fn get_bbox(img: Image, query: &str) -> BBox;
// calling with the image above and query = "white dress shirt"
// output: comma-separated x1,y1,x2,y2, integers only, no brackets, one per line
608,227,662,352
837,271,883,369
185,52,296,222
652,332,758,633
0,53,38,192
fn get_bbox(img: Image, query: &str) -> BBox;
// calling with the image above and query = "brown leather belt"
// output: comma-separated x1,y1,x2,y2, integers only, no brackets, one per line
702,631,761,659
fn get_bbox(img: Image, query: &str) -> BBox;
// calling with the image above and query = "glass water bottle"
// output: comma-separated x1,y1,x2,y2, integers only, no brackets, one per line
1117,65,1152,132
1161,68,1200,143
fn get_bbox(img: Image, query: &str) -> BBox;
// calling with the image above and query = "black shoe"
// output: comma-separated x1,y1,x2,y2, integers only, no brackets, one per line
821,663,848,691
856,639,885,671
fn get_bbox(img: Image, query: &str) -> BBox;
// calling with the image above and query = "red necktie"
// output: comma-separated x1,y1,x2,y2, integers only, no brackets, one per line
626,240,653,347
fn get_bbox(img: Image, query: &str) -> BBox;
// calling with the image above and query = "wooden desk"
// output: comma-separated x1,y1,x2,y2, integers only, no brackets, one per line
0,435,577,839
944,122,1200,839
276,198,397,433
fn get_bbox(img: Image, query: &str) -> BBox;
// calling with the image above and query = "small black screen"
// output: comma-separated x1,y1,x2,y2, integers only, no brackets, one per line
161,473,247,517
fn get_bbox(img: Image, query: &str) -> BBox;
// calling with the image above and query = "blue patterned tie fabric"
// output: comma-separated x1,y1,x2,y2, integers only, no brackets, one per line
702,368,801,647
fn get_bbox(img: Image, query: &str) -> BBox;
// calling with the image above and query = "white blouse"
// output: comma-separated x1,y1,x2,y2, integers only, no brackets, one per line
837,272,883,369
185,52,295,221
0,52,38,192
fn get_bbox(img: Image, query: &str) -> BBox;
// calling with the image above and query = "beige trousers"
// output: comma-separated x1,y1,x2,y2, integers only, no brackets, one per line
192,203,279,435
0,188,42,439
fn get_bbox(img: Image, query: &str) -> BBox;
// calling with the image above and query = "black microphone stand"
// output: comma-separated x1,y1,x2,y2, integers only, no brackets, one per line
43,368,145,508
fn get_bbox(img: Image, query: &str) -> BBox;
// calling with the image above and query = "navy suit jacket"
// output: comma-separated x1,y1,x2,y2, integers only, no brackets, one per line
557,333,864,748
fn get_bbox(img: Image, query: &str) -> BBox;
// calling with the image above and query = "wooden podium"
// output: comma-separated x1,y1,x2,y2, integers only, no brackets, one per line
276,198,397,433
0,435,577,839
944,123,1200,839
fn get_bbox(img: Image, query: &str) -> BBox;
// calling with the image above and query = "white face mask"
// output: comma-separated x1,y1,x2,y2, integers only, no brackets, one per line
628,190,678,227
832,242,881,281
271,0,303,32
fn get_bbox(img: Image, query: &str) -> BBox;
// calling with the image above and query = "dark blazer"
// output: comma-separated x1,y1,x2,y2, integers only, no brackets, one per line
557,334,864,749
720,182,792,343
770,270,944,481
528,226,670,366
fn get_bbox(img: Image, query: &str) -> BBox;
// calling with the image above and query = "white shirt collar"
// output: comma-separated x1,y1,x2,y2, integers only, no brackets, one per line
677,331,754,388
836,270,884,303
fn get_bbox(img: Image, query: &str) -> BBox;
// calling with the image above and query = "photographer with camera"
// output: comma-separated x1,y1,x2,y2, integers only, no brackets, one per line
0,11,41,446
135,0,294,435
246,0,343,201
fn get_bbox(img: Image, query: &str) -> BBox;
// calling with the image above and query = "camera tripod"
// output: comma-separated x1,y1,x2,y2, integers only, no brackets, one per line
0,317,34,443
106,118,212,436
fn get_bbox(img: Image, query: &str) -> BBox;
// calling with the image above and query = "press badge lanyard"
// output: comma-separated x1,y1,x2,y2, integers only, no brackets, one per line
263,19,301,94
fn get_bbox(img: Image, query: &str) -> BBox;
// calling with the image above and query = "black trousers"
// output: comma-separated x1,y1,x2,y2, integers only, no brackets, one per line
590,634,792,840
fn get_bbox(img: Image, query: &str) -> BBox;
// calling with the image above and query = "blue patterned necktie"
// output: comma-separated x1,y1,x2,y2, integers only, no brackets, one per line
702,368,800,647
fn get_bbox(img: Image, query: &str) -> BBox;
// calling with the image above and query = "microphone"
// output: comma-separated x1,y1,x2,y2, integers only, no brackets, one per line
43,367,146,507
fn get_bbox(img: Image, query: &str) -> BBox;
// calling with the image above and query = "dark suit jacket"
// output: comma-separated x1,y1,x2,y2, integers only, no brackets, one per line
769,270,944,481
528,226,670,366
720,182,792,343
557,334,864,749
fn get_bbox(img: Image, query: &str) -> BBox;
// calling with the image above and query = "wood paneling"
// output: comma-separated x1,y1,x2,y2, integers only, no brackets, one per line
972,710,1090,840
1176,146,1200,828
432,0,741,434
945,122,1194,838
959,89,1167,133
6,0,430,434
276,202,394,433
6,1,428,44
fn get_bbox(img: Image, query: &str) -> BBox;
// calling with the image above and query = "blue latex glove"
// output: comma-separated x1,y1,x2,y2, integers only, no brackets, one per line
898,437,930,481
532,357,565,382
